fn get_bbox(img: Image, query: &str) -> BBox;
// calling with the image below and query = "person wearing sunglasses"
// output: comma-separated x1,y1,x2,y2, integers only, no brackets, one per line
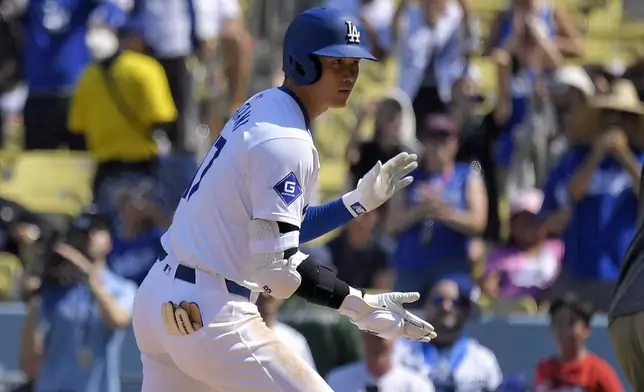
384,115,488,295
395,274,502,391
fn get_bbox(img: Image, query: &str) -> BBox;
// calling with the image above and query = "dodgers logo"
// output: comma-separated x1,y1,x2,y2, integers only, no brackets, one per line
273,172,303,206
345,20,360,44
350,202,367,215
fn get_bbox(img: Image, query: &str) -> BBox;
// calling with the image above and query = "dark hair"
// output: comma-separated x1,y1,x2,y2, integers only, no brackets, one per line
373,98,403,140
38,210,111,288
548,293,595,326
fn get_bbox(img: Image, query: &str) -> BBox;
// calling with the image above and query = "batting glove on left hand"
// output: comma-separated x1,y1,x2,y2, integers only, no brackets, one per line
162,301,204,335
342,152,418,216
338,288,437,342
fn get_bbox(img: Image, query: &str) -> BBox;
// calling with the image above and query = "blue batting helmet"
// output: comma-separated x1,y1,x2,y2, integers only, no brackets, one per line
282,7,377,86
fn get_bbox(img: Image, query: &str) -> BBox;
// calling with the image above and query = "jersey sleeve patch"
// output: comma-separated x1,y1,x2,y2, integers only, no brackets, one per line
273,172,303,206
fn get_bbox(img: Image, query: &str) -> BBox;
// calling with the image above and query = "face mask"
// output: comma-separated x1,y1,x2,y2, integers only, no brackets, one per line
86,26,119,61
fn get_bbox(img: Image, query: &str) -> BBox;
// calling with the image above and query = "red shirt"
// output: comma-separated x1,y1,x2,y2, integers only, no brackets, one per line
534,353,624,392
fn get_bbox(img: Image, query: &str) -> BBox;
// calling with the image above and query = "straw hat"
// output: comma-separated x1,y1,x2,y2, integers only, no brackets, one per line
567,79,644,145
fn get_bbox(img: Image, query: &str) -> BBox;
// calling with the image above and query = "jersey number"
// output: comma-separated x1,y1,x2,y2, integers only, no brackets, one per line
182,136,227,201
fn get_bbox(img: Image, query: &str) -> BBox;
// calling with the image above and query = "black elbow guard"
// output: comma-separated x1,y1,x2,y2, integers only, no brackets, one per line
295,257,350,309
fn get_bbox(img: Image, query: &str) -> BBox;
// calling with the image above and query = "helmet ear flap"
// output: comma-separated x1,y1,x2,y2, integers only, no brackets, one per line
285,53,322,85
308,54,322,85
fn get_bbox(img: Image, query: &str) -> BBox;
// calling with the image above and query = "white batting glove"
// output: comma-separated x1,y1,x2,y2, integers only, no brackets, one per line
339,288,437,342
342,152,418,216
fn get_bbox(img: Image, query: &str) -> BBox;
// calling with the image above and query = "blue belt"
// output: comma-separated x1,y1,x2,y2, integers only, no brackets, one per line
158,248,251,299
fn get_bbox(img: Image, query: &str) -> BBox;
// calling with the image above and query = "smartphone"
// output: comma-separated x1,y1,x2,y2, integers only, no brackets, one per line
365,386,379,392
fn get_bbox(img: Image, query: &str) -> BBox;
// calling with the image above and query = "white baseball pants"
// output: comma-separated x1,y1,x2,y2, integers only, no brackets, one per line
132,256,333,392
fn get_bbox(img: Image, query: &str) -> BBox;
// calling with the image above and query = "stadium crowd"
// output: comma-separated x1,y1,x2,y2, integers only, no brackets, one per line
0,0,643,390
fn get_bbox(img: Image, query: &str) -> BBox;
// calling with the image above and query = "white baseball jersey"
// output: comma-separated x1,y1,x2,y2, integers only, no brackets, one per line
161,87,320,285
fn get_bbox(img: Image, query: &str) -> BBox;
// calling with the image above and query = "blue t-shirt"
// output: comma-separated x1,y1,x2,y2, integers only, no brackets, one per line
497,69,536,167
36,269,136,392
395,163,472,270
22,0,127,94
540,146,644,279
108,227,163,286
496,4,557,48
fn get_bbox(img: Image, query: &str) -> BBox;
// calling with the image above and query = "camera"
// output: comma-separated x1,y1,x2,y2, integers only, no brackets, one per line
40,210,110,283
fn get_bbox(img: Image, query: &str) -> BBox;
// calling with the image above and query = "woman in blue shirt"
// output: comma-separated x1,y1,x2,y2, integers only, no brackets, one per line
20,212,137,392
385,114,487,295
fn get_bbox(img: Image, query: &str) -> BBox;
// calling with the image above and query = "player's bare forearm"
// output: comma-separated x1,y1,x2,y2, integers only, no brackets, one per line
90,279,131,329
221,28,251,112
20,297,42,380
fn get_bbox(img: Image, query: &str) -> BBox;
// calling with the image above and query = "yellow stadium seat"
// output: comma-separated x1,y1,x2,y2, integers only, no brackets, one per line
0,252,22,299
480,296,540,315
318,161,348,196
585,0,622,37
470,0,507,13
0,151,95,215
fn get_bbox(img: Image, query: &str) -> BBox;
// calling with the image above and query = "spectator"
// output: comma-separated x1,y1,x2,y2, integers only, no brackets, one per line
107,185,169,286
327,331,435,392
68,22,176,221
385,114,487,294
395,275,503,391
492,19,564,197
0,7,23,149
541,79,644,312
386,0,478,126
535,293,624,391
547,65,596,167
480,188,562,305
7,0,132,151
193,0,253,146
455,50,512,242
256,293,316,369
19,211,136,392
326,208,393,290
138,0,251,144
0,197,41,257
485,0,583,58
0,196,56,290
346,91,419,188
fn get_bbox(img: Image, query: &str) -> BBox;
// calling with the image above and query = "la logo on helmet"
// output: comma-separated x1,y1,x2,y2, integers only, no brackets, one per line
345,20,360,44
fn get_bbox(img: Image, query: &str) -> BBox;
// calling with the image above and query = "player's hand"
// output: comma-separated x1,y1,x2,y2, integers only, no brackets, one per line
343,152,418,215
162,301,204,335
338,289,437,342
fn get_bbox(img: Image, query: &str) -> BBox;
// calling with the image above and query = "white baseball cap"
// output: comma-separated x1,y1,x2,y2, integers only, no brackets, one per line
510,188,544,216
552,66,595,97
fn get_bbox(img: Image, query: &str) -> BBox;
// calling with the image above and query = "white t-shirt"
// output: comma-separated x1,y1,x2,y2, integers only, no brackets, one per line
193,0,241,40
161,88,319,286
142,0,241,57
394,337,503,392
272,322,316,369
326,362,435,392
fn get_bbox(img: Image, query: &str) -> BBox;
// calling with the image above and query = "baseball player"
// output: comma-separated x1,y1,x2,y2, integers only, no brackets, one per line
132,7,436,392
